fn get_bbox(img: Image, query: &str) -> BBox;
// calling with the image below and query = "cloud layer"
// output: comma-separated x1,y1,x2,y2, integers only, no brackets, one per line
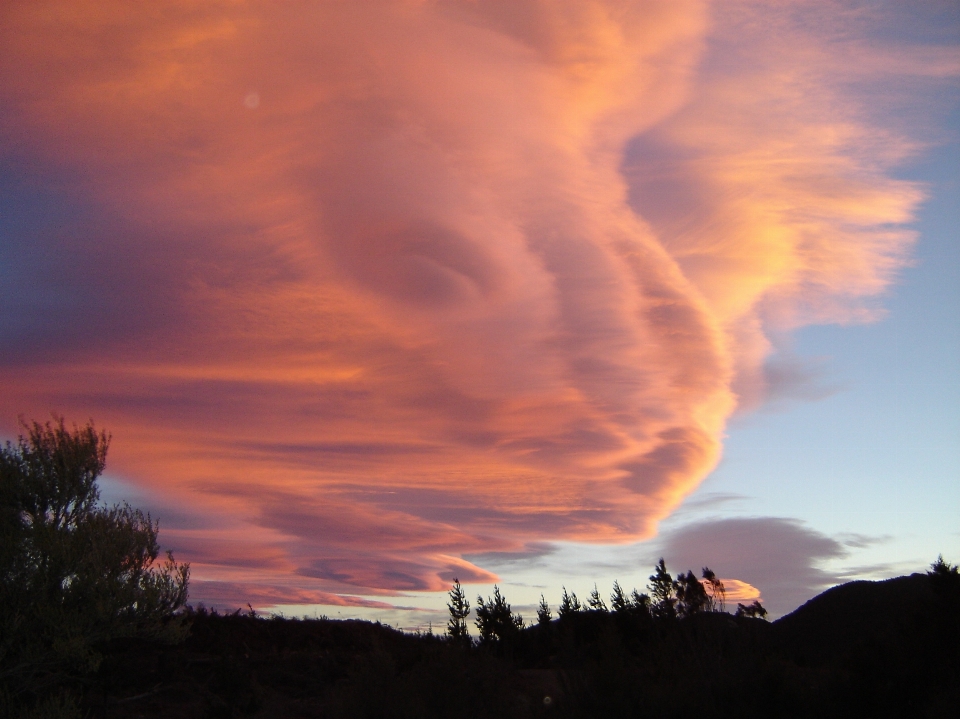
661,517,857,616
0,0,942,604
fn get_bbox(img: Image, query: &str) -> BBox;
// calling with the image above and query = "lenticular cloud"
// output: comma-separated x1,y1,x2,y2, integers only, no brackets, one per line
0,0,926,601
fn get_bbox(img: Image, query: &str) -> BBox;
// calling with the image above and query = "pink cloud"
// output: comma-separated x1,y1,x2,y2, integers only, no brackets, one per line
0,1,945,600
188,581,399,612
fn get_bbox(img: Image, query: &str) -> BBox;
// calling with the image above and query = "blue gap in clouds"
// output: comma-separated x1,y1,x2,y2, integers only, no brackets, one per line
697,125,959,553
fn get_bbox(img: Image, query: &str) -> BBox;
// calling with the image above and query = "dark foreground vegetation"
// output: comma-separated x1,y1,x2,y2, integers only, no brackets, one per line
62,565,960,718
3,420,958,718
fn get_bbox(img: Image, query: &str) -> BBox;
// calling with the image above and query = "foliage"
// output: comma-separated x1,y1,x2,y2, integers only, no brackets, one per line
928,555,958,576
928,555,959,584
608,580,652,617
475,586,523,645
648,558,676,621
558,586,582,617
701,566,725,612
586,584,608,611
630,589,651,614
0,418,189,715
609,581,628,612
536,595,551,627
675,570,710,617
446,578,471,644
81,563,954,718
735,600,768,620
927,555,960,606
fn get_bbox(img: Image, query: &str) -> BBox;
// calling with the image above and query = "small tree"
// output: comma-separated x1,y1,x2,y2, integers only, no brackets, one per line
929,555,958,577
0,418,189,712
630,589,650,614
587,584,608,611
446,578,471,645
537,594,552,627
610,581,629,612
630,589,651,616
927,555,960,600
558,586,582,618
735,600,768,620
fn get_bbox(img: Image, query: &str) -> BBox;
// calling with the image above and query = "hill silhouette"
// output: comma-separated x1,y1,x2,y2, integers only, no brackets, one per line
771,572,959,718
68,568,958,719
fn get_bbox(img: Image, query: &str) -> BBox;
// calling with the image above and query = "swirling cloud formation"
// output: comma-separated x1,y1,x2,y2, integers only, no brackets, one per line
0,1,939,603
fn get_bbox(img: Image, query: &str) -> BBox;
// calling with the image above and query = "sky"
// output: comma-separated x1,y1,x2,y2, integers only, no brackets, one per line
1,0,957,626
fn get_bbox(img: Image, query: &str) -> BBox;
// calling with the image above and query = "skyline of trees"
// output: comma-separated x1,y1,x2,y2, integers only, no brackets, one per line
447,555,761,641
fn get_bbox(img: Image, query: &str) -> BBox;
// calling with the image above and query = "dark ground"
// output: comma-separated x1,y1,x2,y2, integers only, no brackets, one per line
70,571,960,718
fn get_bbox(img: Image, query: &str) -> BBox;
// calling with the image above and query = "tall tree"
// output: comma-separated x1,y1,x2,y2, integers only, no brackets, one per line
446,578,471,644
648,558,677,621
558,586,582,618
475,586,523,645
537,594,552,627
0,418,189,713
701,567,725,612
675,570,710,617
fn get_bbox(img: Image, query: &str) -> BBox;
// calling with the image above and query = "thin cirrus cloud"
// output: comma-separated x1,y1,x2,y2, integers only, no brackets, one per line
0,1,944,606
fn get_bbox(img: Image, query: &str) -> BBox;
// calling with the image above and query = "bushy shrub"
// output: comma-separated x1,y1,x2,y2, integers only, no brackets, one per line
0,418,189,716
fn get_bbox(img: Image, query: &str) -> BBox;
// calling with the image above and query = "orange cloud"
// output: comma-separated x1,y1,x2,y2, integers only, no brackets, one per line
0,1,943,600
719,579,762,605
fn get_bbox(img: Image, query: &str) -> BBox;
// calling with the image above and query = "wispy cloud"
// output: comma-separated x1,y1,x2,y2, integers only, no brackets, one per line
188,581,400,612
0,0,949,603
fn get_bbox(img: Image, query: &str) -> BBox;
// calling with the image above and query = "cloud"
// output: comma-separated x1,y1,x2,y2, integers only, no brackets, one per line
660,517,851,616
666,491,751,518
760,353,844,410
188,581,400,612
0,1,948,601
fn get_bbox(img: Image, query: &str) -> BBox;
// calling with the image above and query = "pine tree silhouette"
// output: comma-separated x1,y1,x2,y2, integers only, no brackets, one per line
446,578,471,644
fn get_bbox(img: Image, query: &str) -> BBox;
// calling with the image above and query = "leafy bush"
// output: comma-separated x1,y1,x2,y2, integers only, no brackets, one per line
0,418,189,716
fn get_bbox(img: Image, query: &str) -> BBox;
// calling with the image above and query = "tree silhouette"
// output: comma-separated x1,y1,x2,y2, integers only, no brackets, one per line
928,555,959,583
630,588,651,615
558,586,582,617
701,567,725,612
0,417,189,712
675,570,710,617
610,581,629,612
735,600,768,620
446,578,471,644
927,555,960,602
475,586,522,645
537,594,552,627
648,558,676,621
587,584,608,611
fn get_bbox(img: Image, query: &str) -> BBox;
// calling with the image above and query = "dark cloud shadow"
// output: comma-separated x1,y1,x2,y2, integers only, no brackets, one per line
463,542,557,570
660,517,855,616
